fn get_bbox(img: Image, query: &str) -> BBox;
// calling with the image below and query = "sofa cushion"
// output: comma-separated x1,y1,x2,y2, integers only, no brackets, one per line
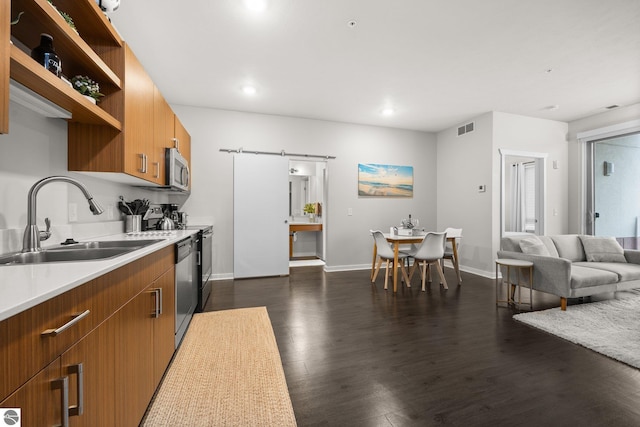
578,235,627,263
501,234,559,257
519,237,551,256
538,236,560,258
550,235,586,261
570,265,619,289
501,235,527,252
574,261,640,281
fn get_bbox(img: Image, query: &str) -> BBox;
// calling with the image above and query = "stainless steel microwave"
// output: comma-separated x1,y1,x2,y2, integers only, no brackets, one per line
166,148,190,192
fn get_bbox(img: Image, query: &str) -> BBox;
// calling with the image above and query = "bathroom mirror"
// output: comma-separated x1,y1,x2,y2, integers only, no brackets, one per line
289,160,324,218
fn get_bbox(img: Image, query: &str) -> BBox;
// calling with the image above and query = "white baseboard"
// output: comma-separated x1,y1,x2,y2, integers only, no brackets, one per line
213,262,496,280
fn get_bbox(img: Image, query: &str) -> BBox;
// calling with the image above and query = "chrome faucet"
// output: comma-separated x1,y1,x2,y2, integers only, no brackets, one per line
22,176,104,252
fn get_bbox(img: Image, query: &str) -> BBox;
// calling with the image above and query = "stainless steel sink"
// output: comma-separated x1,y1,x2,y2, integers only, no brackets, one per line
0,239,162,266
46,239,161,250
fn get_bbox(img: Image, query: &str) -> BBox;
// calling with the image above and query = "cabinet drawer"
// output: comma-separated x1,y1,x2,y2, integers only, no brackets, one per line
0,358,62,427
0,283,89,401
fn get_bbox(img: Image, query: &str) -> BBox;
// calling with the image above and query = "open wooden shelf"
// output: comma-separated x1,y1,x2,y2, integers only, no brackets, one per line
54,0,122,47
10,43,121,129
11,0,121,88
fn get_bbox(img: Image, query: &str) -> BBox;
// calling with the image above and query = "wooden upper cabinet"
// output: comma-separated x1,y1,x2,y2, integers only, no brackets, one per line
1,1,9,134
123,44,155,182
153,86,174,185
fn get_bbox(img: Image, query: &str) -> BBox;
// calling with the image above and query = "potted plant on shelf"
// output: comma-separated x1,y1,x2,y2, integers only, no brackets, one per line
304,203,316,223
71,75,104,104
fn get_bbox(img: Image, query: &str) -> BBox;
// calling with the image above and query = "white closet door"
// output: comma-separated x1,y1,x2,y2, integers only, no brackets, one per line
233,154,289,278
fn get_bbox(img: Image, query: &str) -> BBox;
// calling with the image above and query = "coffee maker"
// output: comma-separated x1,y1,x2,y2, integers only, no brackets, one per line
163,203,187,229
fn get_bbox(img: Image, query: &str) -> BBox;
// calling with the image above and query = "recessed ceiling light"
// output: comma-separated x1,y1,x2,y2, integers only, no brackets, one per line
242,85,257,95
546,105,559,111
243,0,268,12
381,107,395,116
347,20,357,28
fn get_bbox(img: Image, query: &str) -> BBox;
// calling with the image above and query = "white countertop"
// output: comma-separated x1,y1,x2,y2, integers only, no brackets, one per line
0,229,199,322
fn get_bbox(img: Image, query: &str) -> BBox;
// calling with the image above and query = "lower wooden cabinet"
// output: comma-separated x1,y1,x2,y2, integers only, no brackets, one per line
115,284,155,426
0,359,62,427
62,315,117,427
0,246,176,427
153,268,176,386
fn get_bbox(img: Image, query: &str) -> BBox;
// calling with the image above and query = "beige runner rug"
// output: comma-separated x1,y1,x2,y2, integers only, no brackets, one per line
141,307,297,426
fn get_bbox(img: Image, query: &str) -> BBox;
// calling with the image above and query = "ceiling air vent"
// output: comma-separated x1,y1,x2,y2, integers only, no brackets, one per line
605,105,620,110
457,121,475,136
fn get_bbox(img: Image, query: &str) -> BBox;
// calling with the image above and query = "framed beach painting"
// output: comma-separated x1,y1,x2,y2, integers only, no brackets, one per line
358,163,413,197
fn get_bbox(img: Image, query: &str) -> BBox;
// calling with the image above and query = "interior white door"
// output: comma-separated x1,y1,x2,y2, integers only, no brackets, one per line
233,154,289,278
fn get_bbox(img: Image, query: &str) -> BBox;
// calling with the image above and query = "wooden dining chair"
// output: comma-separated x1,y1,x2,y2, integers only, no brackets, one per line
407,232,448,291
370,230,411,290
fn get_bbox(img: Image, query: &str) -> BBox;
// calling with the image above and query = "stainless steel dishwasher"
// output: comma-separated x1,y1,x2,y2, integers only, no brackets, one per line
175,235,197,348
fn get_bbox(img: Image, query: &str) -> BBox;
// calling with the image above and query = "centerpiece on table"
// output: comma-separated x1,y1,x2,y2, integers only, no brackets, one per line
71,75,104,104
304,203,317,223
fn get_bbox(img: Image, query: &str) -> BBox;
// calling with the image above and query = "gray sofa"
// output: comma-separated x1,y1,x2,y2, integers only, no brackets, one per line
497,234,640,310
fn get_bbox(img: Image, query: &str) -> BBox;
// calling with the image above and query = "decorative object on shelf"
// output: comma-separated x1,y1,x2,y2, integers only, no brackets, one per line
304,203,316,222
46,0,78,34
11,11,24,25
31,34,62,77
96,0,121,12
71,75,105,103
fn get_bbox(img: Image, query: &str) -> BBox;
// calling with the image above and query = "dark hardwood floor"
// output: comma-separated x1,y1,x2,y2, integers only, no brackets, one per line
205,266,640,426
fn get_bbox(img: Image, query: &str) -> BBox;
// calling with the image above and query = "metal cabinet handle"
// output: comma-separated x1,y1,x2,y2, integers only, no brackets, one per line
152,288,163,318
153,161,160,178
68,363,84,417
197,251,201,266
53,376,69,427
139,153,148,173
172,137,179,151
42,310,90,337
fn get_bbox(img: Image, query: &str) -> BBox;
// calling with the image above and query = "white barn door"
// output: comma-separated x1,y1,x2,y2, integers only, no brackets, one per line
233,154,289,278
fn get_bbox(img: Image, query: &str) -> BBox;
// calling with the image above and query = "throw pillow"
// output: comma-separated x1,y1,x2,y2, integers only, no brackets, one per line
519,237,551,256
579,235,627,263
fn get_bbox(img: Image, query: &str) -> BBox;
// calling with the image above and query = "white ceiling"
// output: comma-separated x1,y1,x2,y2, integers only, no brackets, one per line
110,0,640,133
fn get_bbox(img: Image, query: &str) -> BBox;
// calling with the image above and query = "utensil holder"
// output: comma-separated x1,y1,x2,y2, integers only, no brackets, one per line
125,215,142,233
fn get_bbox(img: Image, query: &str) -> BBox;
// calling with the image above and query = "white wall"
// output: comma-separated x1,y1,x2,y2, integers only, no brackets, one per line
170,105,436,277
437,111,568,277
0,101,169,254
567,103,640,234
436,112,494,277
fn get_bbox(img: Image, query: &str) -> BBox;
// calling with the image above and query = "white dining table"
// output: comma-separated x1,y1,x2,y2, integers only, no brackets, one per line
371,232,461,293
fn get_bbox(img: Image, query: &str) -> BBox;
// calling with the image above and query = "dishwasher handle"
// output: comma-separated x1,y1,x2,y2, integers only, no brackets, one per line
175,237,193,263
